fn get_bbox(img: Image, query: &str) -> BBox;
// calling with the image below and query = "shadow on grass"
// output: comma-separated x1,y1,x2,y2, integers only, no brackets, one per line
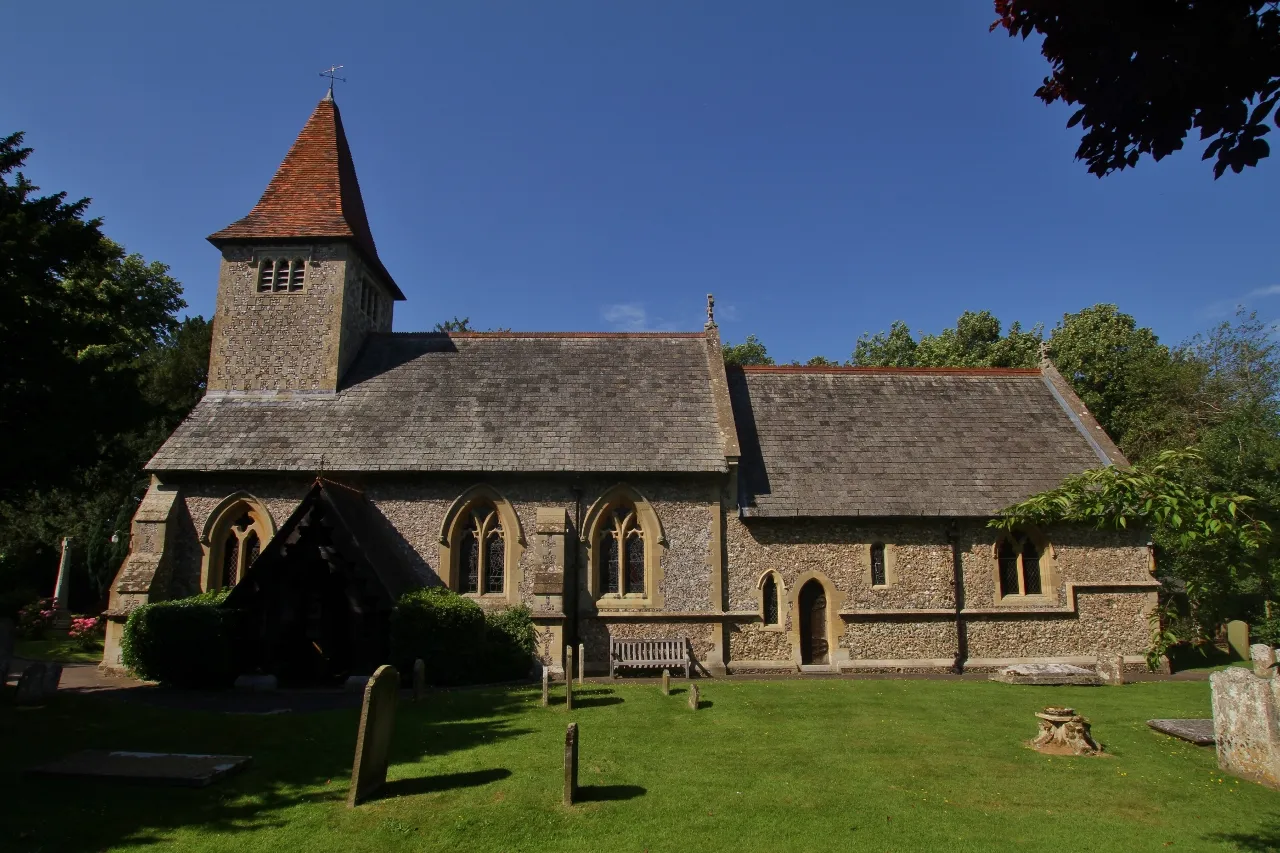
576,784,646,802
573,695,624,708
1205,817,1280,851
378,768,511,800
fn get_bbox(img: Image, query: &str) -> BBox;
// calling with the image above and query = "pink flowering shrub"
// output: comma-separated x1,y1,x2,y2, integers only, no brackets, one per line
16,597,55,639
68,615,105,651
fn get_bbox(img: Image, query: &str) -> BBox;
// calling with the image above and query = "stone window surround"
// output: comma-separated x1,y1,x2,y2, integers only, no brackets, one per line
251,248,316,293
862,542,898,588
199,492,276,592
581,483,666,611
991,528,1057,606
755,570,786,633
437,484,526,607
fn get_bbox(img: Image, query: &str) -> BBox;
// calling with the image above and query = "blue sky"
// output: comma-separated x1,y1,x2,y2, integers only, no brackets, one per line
7,1,1278,362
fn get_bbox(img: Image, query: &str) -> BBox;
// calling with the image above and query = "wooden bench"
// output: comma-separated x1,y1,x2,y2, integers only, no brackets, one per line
609,637,691,678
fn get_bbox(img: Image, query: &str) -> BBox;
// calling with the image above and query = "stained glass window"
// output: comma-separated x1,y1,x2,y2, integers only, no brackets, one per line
997,538,1020,597
222,531,240,588
1021,539,1042,595
870,543,886,586
461,529,479,593
485,530,505,594
625,527,644,593
602,533,620,594
762,575,779,625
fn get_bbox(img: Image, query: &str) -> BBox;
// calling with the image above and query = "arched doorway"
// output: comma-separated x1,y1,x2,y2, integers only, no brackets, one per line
798,579,829,665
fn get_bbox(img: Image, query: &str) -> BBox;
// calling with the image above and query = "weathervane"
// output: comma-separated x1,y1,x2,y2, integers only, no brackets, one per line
320,64,347,95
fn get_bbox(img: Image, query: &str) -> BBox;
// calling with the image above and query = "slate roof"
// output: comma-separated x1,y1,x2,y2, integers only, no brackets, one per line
207,92,402,298
147,332,728,474
728,366,1117,518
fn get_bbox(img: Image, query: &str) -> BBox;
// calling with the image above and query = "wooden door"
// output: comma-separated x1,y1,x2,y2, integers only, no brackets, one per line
798,580,829,665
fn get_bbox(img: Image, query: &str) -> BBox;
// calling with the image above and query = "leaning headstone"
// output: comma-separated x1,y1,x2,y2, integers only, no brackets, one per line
688,683,700,710
564,671,573,711
347,664,399,807
577,642,585,685
0,617,14,687
42,663,63,697
1227,620,1251,661
661,669,670,695
541,666,550,707
1251,644,1276,678
15,663,48,706
1096,654,1124,686
563,723,579,806
413,659,426,701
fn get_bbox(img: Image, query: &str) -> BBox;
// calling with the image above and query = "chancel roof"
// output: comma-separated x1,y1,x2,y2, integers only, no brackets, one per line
728,365,1124,518
207,92,402,298
147,332,728,474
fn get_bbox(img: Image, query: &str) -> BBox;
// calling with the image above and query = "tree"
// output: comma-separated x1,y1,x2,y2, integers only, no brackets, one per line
851,311,1042,368
992,1,1280,178
434,316,473,332
722,335,775,366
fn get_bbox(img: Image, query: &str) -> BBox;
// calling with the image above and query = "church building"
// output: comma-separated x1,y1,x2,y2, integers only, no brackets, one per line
101,91,1159,680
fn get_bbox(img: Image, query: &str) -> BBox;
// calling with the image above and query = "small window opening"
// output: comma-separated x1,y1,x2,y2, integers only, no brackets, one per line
998,532,1046,598
288,258,305,291
870,543,887,587
762,575,779,625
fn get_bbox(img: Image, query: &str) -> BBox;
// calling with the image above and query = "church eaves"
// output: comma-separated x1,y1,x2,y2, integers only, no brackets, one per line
208,92,403,298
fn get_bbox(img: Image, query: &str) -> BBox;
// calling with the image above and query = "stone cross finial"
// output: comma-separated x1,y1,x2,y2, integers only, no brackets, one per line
705,293,716,329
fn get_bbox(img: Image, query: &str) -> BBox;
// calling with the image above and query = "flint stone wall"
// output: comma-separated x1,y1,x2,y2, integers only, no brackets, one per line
1212,666,1280,788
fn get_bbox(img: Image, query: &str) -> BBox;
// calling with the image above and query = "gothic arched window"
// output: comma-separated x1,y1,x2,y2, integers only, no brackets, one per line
201,495,274,593
762,574,779,625
598,505,645,596
998,531,1047,599
457,504,505,595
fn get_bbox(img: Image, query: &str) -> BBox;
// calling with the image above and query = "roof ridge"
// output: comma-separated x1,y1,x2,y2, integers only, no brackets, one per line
736,365,1044,376
386,331,707,339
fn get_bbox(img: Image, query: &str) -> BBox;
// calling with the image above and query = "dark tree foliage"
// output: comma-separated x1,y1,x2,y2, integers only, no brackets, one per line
993,1,1280,177
433,316,473,332
722,335,775,366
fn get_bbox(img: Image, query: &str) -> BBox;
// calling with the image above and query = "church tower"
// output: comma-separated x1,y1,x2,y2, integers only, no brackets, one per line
206,90,403,393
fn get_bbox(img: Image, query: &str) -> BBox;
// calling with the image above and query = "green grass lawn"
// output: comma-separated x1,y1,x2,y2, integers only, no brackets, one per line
1,678,1275,852
14,637,103,664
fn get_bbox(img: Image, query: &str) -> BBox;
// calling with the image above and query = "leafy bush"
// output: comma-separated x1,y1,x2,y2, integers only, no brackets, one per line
390,588,535,685
15,597,55,639
120,590,239,687
1252,611,1280,647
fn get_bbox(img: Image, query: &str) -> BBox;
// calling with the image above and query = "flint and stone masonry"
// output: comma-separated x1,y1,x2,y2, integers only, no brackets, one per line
100,90,1158,678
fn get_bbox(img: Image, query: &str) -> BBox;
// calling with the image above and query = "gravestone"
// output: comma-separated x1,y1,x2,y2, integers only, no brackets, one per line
413,659,426,702
15,663,48,706
1227,620,1251,661
563,723,579,806
1252,644,1276,678
541,666,550,707
28,750,252,787
661,670,670,695
1147,718,1215,746
689,683,700,710
577,642,585,685
42,663,63,696
0,617,13,687
1096,654,1124,686
564,645,573,687
565,670,573,711
347,664,399,807
990,663,1103,686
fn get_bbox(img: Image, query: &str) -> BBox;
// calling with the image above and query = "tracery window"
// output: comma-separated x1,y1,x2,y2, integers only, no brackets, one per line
220,512,260,588
998,531,1045,598
870,543,887,587
458,504,504,595
599,505,645,596
762,574,779,625
257,258,306,293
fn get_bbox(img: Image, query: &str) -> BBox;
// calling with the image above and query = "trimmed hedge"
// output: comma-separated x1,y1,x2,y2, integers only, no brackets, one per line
391,587,536,685
120,590,240,687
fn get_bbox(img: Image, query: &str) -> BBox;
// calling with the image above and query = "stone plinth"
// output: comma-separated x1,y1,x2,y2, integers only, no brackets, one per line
1031,706,1102,755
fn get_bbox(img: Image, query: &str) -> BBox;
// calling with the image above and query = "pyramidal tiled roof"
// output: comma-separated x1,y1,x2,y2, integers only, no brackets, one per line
208,91,402,298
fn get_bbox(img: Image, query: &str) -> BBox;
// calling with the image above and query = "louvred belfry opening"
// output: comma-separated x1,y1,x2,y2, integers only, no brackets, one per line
207,91,403,299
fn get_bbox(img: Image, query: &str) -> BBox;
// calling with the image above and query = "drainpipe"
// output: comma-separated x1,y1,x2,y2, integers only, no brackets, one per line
948,523,967,675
